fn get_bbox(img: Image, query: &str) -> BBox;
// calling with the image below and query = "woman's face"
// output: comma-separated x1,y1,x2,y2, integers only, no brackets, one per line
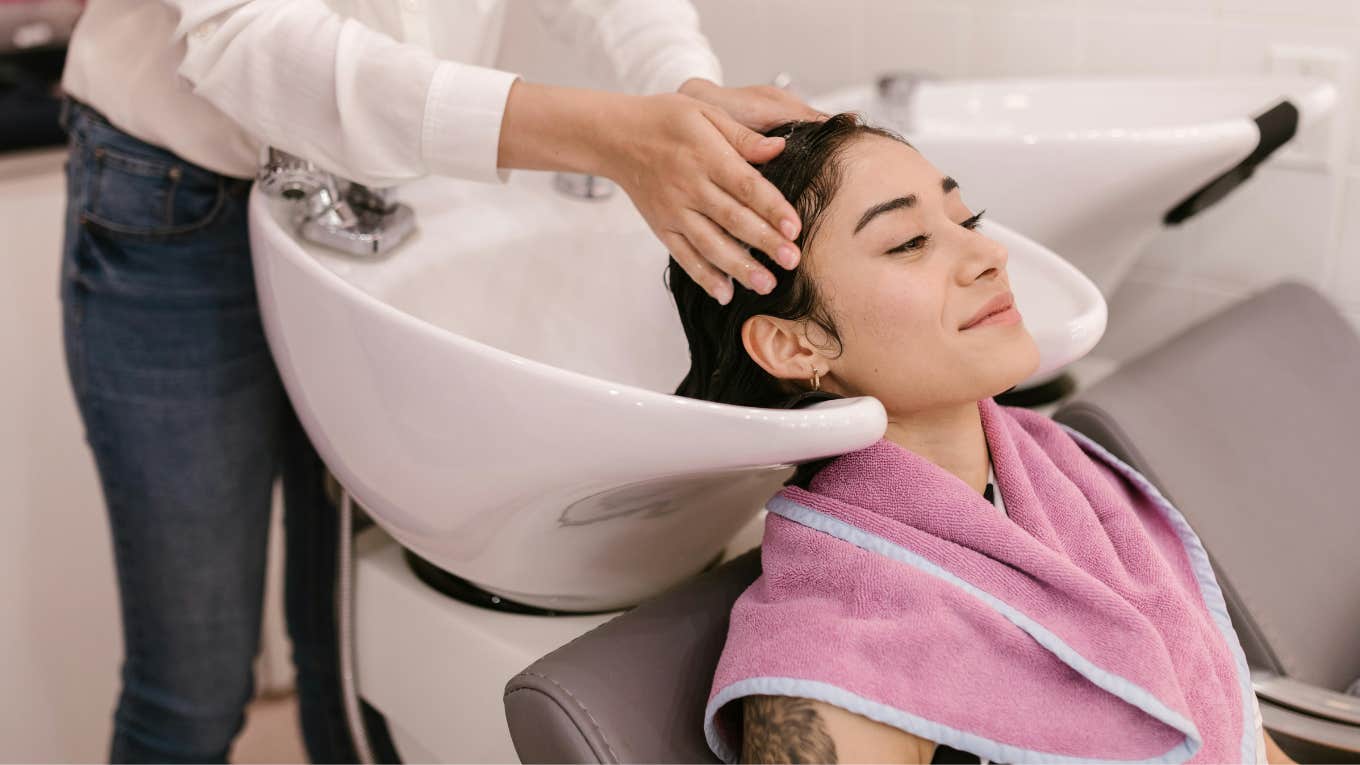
793,135,1040,414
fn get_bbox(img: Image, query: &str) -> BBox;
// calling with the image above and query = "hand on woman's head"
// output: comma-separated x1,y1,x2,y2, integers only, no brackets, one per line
677,78,828,133
667,114,1040,415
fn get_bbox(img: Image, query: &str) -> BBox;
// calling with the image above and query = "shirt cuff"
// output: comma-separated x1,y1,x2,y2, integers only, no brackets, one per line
422,61,519,184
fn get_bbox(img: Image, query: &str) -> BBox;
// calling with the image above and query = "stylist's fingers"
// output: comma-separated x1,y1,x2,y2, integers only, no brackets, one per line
662,229,732,305
705,110,802,242
707,107,786,164
681,210,777,295
746,85,827,128
677,80,826,132
702,181,800,270
770,88,827,122
597,92,805,302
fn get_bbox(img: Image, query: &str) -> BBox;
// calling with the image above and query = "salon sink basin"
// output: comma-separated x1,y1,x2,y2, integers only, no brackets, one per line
249,171,1103,611
816,76,1338,297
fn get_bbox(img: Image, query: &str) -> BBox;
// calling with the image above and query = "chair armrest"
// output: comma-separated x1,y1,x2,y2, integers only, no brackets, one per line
1257,698,1360,763
1252,671,1360,727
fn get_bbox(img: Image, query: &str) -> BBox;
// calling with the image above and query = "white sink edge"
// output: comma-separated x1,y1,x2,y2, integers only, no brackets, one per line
253,190,888,432
816,76,1338,141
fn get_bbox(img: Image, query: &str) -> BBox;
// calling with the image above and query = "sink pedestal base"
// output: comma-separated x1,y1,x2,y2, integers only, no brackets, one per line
355,529,618,762
402,549,620,617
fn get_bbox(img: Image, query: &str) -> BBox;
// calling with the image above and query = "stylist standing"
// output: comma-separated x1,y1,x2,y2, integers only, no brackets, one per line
59,1,818,762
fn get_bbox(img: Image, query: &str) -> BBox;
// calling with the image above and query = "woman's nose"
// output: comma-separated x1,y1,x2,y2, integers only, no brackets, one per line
958,228,1008,283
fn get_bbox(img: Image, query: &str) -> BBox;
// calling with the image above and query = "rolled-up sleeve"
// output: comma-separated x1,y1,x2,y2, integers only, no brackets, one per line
169,0,518,186
531,0,723,95
422,61,519,182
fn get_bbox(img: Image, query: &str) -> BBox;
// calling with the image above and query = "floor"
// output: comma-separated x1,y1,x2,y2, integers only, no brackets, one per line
233,695,309,764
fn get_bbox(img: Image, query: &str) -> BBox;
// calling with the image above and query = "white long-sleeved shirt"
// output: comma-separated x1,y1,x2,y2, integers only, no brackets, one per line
61,0,722,184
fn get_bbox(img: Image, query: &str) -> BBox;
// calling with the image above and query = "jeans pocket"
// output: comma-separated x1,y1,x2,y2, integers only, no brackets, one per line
81,142,229,240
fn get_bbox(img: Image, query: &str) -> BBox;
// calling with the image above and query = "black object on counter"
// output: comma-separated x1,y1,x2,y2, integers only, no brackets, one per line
0,45,68,152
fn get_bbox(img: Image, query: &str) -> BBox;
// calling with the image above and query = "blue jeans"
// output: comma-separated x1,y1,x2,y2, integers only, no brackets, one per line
59,99,361,763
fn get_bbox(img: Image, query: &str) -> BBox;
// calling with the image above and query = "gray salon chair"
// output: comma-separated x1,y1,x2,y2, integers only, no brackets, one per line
1052,281,1360,764
503,281,1360,764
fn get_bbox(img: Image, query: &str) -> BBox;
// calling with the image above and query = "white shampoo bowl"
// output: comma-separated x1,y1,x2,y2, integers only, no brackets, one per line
250,172,1103,611
817,77,1338,297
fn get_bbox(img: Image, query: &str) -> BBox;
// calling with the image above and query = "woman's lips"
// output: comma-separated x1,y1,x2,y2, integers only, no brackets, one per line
963,305,1022,329
960,292,1021,330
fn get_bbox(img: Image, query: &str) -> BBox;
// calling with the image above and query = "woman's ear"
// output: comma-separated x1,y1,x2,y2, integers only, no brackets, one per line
741,315,825,384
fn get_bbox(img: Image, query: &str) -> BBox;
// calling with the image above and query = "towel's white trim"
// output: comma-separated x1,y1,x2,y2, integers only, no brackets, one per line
1060,425,1261,765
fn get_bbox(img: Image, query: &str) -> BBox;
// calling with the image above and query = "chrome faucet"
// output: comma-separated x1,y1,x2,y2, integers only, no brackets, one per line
876,70,937,132
257,147,416,257
553,172,616,201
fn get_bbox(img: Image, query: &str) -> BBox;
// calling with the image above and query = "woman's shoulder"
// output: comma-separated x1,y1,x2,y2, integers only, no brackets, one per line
739,695,995,763
741,694,942,764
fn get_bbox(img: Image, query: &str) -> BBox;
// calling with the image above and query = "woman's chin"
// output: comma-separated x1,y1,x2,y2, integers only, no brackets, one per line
980,336,1042,397
985,378,1027,401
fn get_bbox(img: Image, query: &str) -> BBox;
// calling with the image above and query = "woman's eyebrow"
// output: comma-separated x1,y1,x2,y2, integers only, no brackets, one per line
853,178,960,236
854,195,915,235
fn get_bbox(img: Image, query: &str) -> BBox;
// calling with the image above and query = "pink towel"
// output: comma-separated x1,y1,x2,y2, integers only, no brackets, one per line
705,399,1259,764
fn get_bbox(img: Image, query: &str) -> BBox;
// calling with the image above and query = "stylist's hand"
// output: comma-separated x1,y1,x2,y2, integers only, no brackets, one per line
499,81,821,303
598,91,807,303
677,78,826,132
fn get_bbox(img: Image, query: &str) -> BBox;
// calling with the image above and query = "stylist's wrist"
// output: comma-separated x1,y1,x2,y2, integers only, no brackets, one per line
499,80,626,175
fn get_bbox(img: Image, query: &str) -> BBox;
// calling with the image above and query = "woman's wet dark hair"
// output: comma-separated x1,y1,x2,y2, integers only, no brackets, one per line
666,113,908,408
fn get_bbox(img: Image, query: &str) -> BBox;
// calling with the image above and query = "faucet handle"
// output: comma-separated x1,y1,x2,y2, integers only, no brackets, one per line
554,172,616,201
876,70,939,106
256,146,416,258
345,183,396,216
258,147,336,200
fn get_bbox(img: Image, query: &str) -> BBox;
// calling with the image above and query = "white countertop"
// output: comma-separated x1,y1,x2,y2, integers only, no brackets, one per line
0,147,65,183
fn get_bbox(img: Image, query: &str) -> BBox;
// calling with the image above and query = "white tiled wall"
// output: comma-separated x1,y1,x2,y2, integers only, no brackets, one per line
501,0,1360,359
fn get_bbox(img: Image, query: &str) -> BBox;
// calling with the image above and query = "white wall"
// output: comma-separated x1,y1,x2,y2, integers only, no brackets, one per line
0,149,120,762
501,0,1360,361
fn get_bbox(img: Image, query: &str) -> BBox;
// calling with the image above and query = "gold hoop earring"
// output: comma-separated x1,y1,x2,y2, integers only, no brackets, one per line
810,369,822,391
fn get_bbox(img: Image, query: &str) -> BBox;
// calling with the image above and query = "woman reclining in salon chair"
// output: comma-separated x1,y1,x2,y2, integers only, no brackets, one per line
667,115,1297,765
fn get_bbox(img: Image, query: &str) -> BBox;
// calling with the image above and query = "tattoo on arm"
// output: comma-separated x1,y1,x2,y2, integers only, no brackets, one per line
742,695,839,764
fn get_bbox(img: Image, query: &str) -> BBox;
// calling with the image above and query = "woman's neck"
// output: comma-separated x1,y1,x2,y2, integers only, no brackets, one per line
883,402,990,495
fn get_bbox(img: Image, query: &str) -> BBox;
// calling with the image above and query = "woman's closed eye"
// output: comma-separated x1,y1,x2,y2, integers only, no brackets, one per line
961,209,986,231
886,234,930,255
884,209,987,255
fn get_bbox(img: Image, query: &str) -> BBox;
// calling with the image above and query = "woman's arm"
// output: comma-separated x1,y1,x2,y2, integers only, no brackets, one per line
742,695,937,764
741,695,1303,765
